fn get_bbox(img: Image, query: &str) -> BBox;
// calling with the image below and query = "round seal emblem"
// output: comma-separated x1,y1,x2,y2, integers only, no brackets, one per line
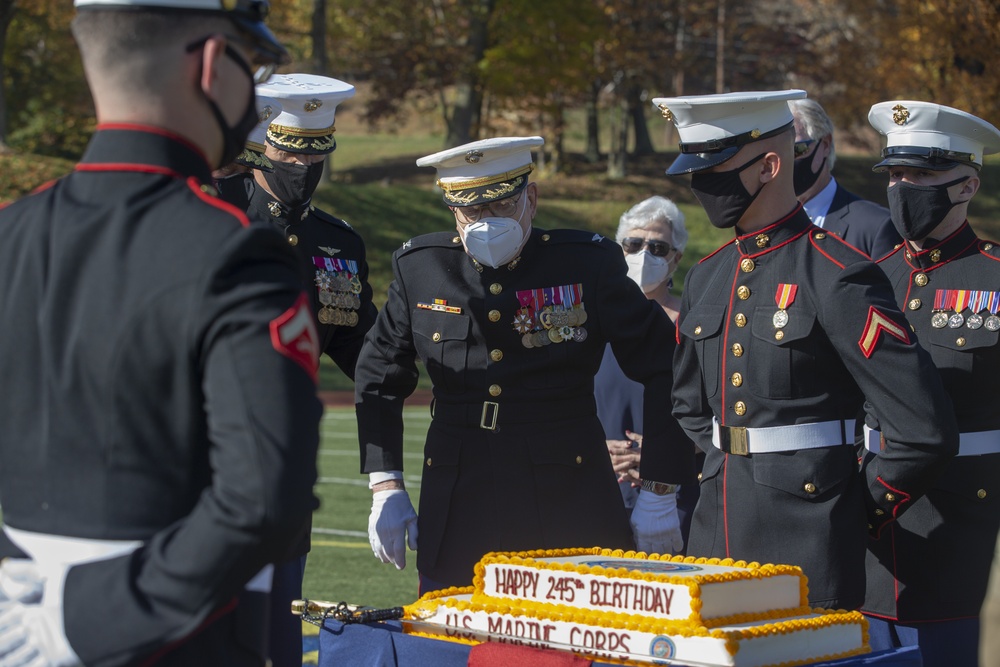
649,635,676,662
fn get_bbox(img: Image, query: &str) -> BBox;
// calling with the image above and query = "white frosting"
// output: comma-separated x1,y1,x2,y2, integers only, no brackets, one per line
407,594,865,667
482,555,803,621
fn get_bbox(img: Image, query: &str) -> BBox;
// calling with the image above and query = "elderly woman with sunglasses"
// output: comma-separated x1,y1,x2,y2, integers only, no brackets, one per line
595,196,702,554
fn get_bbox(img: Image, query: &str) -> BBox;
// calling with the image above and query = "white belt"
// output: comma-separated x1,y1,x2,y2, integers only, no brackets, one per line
712,417,855,456
864,426,1000,457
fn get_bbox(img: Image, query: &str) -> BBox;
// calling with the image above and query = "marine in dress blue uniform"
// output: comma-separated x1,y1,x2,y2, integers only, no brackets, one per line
862,100,1000,666
789,98,901,259
0,2,322,665
355,137,694,588
245,74,377,667
212,93,283,210
653,90,959,610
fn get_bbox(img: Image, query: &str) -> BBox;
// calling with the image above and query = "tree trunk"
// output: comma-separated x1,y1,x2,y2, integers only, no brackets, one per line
715,0,725,93
445,0,495,147
627,84,654,156
310,0,328,75
607,96,628,179
584,80,600,163
550,105,564,174
0,0,18,149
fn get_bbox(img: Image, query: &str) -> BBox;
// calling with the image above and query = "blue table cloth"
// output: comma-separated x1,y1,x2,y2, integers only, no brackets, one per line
318,619,922,667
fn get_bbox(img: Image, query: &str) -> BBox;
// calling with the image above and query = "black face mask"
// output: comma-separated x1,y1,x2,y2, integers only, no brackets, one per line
793,153,827,196
690,153,767,229
201,45,258,169
263,160,325,207
214,172,255,210
887,176,967,241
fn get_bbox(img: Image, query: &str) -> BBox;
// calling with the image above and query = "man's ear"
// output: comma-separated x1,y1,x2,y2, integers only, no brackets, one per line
525,182,538,217
956,174,980,202
760,152,781,183
197,34,227,101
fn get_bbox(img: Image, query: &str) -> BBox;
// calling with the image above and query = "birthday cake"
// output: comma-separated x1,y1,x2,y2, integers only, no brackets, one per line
403,548,869,667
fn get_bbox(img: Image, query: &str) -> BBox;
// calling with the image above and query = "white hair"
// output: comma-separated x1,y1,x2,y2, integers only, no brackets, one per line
789,98,837,171
615,196,688,252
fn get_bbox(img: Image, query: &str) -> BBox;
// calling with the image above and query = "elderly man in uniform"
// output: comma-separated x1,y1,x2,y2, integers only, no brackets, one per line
355,137,695,590
0,1,322,666
861,101,1000,666
652,90,958,611
789,98,901,258
213,93,282,209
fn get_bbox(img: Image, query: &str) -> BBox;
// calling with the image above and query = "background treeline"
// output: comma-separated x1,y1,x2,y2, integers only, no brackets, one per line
2,0,1000,170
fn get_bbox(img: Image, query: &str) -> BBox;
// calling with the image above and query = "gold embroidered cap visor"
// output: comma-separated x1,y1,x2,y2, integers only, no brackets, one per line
236,144,274,171
416,136,544,207
650,90,807,175
266,123,337,155
74,0,290,67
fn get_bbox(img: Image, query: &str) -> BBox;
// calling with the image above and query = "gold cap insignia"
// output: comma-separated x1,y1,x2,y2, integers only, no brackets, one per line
465,150,484,164
259,105,273,122
304,99,323,112
657,104,673,121
750,129,761,139
892,104,909,125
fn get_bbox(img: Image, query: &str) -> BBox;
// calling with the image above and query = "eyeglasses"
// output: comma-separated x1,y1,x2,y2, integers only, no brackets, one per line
452,193,522,224
793,139,818,158
186,35,277,84
621,237,677,257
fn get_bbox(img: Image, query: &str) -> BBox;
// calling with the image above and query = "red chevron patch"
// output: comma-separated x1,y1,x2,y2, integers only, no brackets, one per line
858,306,911,358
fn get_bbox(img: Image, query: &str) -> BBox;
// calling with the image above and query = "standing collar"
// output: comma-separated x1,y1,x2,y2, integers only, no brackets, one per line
78,124,213,183
732,205,811,257
247,183,313,225
902,222,980,270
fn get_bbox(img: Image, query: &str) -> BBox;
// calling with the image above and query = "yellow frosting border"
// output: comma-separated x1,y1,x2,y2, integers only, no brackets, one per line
404,592,870,667
471,547,808,626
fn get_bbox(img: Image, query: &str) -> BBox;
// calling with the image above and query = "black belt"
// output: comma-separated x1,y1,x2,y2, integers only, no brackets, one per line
430,395,595,431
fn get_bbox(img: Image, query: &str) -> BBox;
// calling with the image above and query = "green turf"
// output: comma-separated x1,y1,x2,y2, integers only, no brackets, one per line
302,405,429,609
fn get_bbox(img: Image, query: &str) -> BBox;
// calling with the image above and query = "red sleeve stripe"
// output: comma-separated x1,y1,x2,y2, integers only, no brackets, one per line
76,163,185,179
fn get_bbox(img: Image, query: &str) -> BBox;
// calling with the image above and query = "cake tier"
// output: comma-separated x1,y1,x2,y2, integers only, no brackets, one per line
404,590,869,667
473,548,808,625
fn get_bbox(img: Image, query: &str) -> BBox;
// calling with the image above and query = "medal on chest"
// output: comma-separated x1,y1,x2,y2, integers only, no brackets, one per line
772,283,798,335
313,256,362,327
514,284,588,348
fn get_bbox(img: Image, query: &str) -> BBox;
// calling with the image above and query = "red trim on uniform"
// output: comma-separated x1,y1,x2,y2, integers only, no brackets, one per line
699,239,735,264
722,454,730,557
984,242,1000,262
825,232,869,257
138,597,238,667
861,610,899,621
76,163,185,179
809,235,847,269
269,293,320,384
674,313,681,345
96,122,209,163
874,243,905,264
719,266,741,418
30,179,60,196
858,306,911,358
876,476,911,521
746,226,809,259
736,204,803,240
187,177,250,227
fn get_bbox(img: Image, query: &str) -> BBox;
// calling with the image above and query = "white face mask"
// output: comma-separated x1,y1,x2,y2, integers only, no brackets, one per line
625,250,671,293
460,198,529,268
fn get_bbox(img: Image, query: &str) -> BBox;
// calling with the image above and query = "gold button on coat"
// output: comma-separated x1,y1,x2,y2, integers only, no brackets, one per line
774,330,784,341
452,236,461,244
957,337,967,347
804,483,816,494
731,372,743,387
914,273,928,287
488,310,501,322
929,249,941,262
737,285,751,300
489,384,502,397
541,234,551,242
432,332,442,342
875,508,885,516
735,313,747,327
490,283,502,295
732,343,744,356
490,349,503,362
908,299,921,310
575,456,583,464
978,489,987,499
694,325,703,335
733,401,747,416
741,258,755,273
287,235,298,246
426,458,432,466
885,492,896,502
814,232,826,240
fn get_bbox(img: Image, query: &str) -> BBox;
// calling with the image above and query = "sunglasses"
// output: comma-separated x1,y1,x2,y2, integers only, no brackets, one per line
793,139,818,158
621,237,677,257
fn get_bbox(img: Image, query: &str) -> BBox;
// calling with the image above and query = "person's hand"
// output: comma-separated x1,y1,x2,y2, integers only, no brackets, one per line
607,431,642,485
368,489,418,570
630,488,684,555
0,560,80,667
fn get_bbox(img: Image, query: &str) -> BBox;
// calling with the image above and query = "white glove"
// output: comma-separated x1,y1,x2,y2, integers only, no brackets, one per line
630,488,684,555
0,561,80,667
368,489,418,570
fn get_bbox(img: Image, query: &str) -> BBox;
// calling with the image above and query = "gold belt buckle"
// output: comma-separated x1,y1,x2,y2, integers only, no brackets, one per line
480,401,499,430
720,426,749,456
